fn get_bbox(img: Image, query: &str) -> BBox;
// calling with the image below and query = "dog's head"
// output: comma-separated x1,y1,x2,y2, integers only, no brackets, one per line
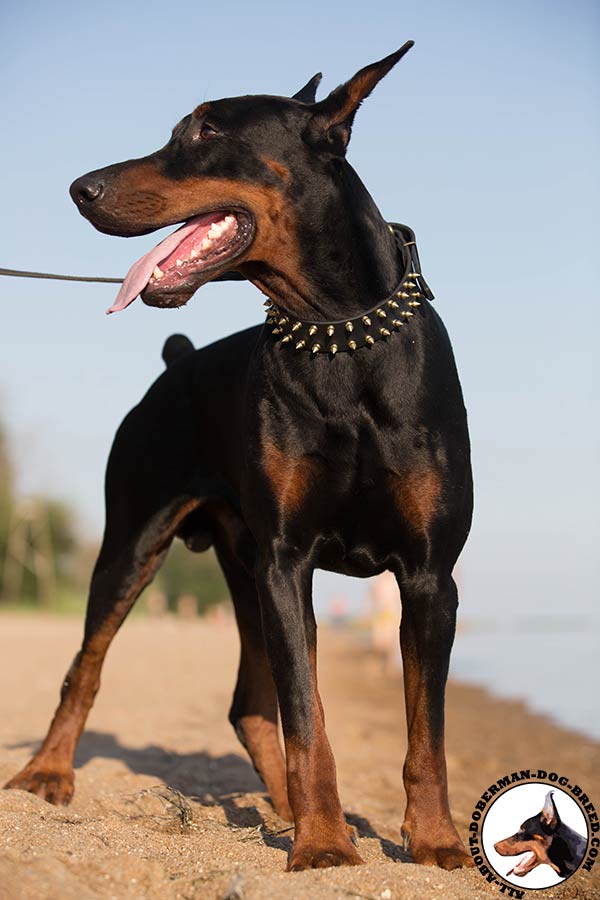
69,43,414,315
493,791,562,877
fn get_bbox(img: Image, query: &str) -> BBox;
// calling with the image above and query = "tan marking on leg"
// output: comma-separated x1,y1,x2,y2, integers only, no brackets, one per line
388,469,442,533
284,645,362,870
234,637,292,821
400,630,473,869
211,505,291,820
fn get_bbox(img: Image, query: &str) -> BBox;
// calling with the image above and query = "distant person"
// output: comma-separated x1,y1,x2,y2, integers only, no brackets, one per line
329,595,349,629
370,572,401,673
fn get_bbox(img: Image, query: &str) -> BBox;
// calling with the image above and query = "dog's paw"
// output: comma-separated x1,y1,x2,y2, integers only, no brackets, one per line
288,838,363,870
4,766,75,806
402,823,474,870
421,845,475,870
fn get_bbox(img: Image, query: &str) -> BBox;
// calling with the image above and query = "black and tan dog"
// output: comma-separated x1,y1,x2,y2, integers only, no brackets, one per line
5,42,474,871
494,791,587,879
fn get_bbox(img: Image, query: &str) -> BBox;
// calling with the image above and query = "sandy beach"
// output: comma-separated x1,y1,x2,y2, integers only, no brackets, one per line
0,614,598,900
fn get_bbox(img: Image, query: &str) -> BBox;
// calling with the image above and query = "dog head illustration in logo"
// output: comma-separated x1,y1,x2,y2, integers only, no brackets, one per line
494,790,587,879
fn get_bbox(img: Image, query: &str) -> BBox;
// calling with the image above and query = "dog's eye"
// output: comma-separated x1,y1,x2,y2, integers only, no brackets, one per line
199,122,220,139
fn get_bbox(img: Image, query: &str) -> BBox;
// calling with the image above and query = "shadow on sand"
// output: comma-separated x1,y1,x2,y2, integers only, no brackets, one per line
7,730,409,860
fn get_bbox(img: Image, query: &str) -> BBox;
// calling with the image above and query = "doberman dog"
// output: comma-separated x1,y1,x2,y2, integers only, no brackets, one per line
5,42,474,872
494,790,587,879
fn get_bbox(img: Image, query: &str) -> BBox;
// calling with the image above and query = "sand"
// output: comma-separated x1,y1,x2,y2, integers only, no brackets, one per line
0,614,598,900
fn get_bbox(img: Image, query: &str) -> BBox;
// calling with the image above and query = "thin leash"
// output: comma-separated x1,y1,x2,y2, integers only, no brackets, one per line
0,267,123,284
0,268,243,285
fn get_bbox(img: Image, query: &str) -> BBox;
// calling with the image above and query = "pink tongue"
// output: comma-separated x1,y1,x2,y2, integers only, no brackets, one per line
106,213,221,315
509,851,535,876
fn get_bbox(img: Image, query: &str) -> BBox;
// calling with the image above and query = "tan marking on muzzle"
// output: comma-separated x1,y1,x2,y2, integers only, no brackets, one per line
104,160,313,314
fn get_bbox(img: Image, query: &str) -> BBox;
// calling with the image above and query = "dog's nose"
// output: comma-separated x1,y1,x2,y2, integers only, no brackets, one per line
70,175,105,205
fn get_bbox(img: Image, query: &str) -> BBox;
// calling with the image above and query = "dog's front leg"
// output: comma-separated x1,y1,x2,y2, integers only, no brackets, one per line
397,571,473,869
255,547,363,871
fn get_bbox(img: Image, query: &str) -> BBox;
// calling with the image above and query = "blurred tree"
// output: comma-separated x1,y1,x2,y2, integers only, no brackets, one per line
46,500,77,579
0,416,80,606
0,415,230,615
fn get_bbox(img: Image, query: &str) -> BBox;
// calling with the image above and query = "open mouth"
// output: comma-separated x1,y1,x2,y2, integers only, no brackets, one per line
107,209,254,314
507,850,537,877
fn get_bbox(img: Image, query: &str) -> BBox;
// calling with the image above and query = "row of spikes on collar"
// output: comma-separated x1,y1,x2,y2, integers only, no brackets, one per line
264,223,435,354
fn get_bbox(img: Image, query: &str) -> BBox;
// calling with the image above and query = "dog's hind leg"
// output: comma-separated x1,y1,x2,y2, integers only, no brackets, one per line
4,496,200,804
4,401,204,804
210,508,292,821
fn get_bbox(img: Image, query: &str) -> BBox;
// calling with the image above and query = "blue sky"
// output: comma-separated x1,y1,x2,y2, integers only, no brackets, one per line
1,0,598,625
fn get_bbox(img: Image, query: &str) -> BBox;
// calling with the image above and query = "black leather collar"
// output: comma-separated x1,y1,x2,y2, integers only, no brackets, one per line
265,223,434,354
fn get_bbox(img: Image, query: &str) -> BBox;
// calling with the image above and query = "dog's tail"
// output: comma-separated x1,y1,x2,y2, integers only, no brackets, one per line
162,334,195,368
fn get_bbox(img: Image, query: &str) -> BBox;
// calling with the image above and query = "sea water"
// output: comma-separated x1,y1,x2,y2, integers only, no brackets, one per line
451,615,600,740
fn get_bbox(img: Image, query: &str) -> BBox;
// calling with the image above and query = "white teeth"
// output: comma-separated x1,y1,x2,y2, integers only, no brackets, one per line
190,249,199,259
152,266,163,280
199,238,210,251
176,258,183,266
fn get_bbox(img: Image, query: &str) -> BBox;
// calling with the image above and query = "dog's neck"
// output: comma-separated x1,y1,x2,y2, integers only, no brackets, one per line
243,163,404,323
298,163,404,321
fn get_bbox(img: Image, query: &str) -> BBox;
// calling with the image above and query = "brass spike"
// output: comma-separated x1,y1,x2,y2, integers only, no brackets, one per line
402,281,416,289
380,327,391,337
387,224,394,233
388,299,399,308
308,325,318,337
362,316,371,327
365,335,375,346
263,299,272,307
311,343,321,354
345,321,354,332
410,291,422,298
295,340,306,350
397,291,410,299
329,343,338,355
408,271,420,278
407,300,421,307
292,321,302,332
392,319,404,328
401,310,414,318
281,334,292,343
326,325,335,337
347,339,357,350
376,308,387,318
271,327,282,335
278,317,288,326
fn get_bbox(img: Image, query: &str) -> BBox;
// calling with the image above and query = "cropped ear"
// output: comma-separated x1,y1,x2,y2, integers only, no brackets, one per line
542,791,560,830
305,41,414,155
292,72,323,103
